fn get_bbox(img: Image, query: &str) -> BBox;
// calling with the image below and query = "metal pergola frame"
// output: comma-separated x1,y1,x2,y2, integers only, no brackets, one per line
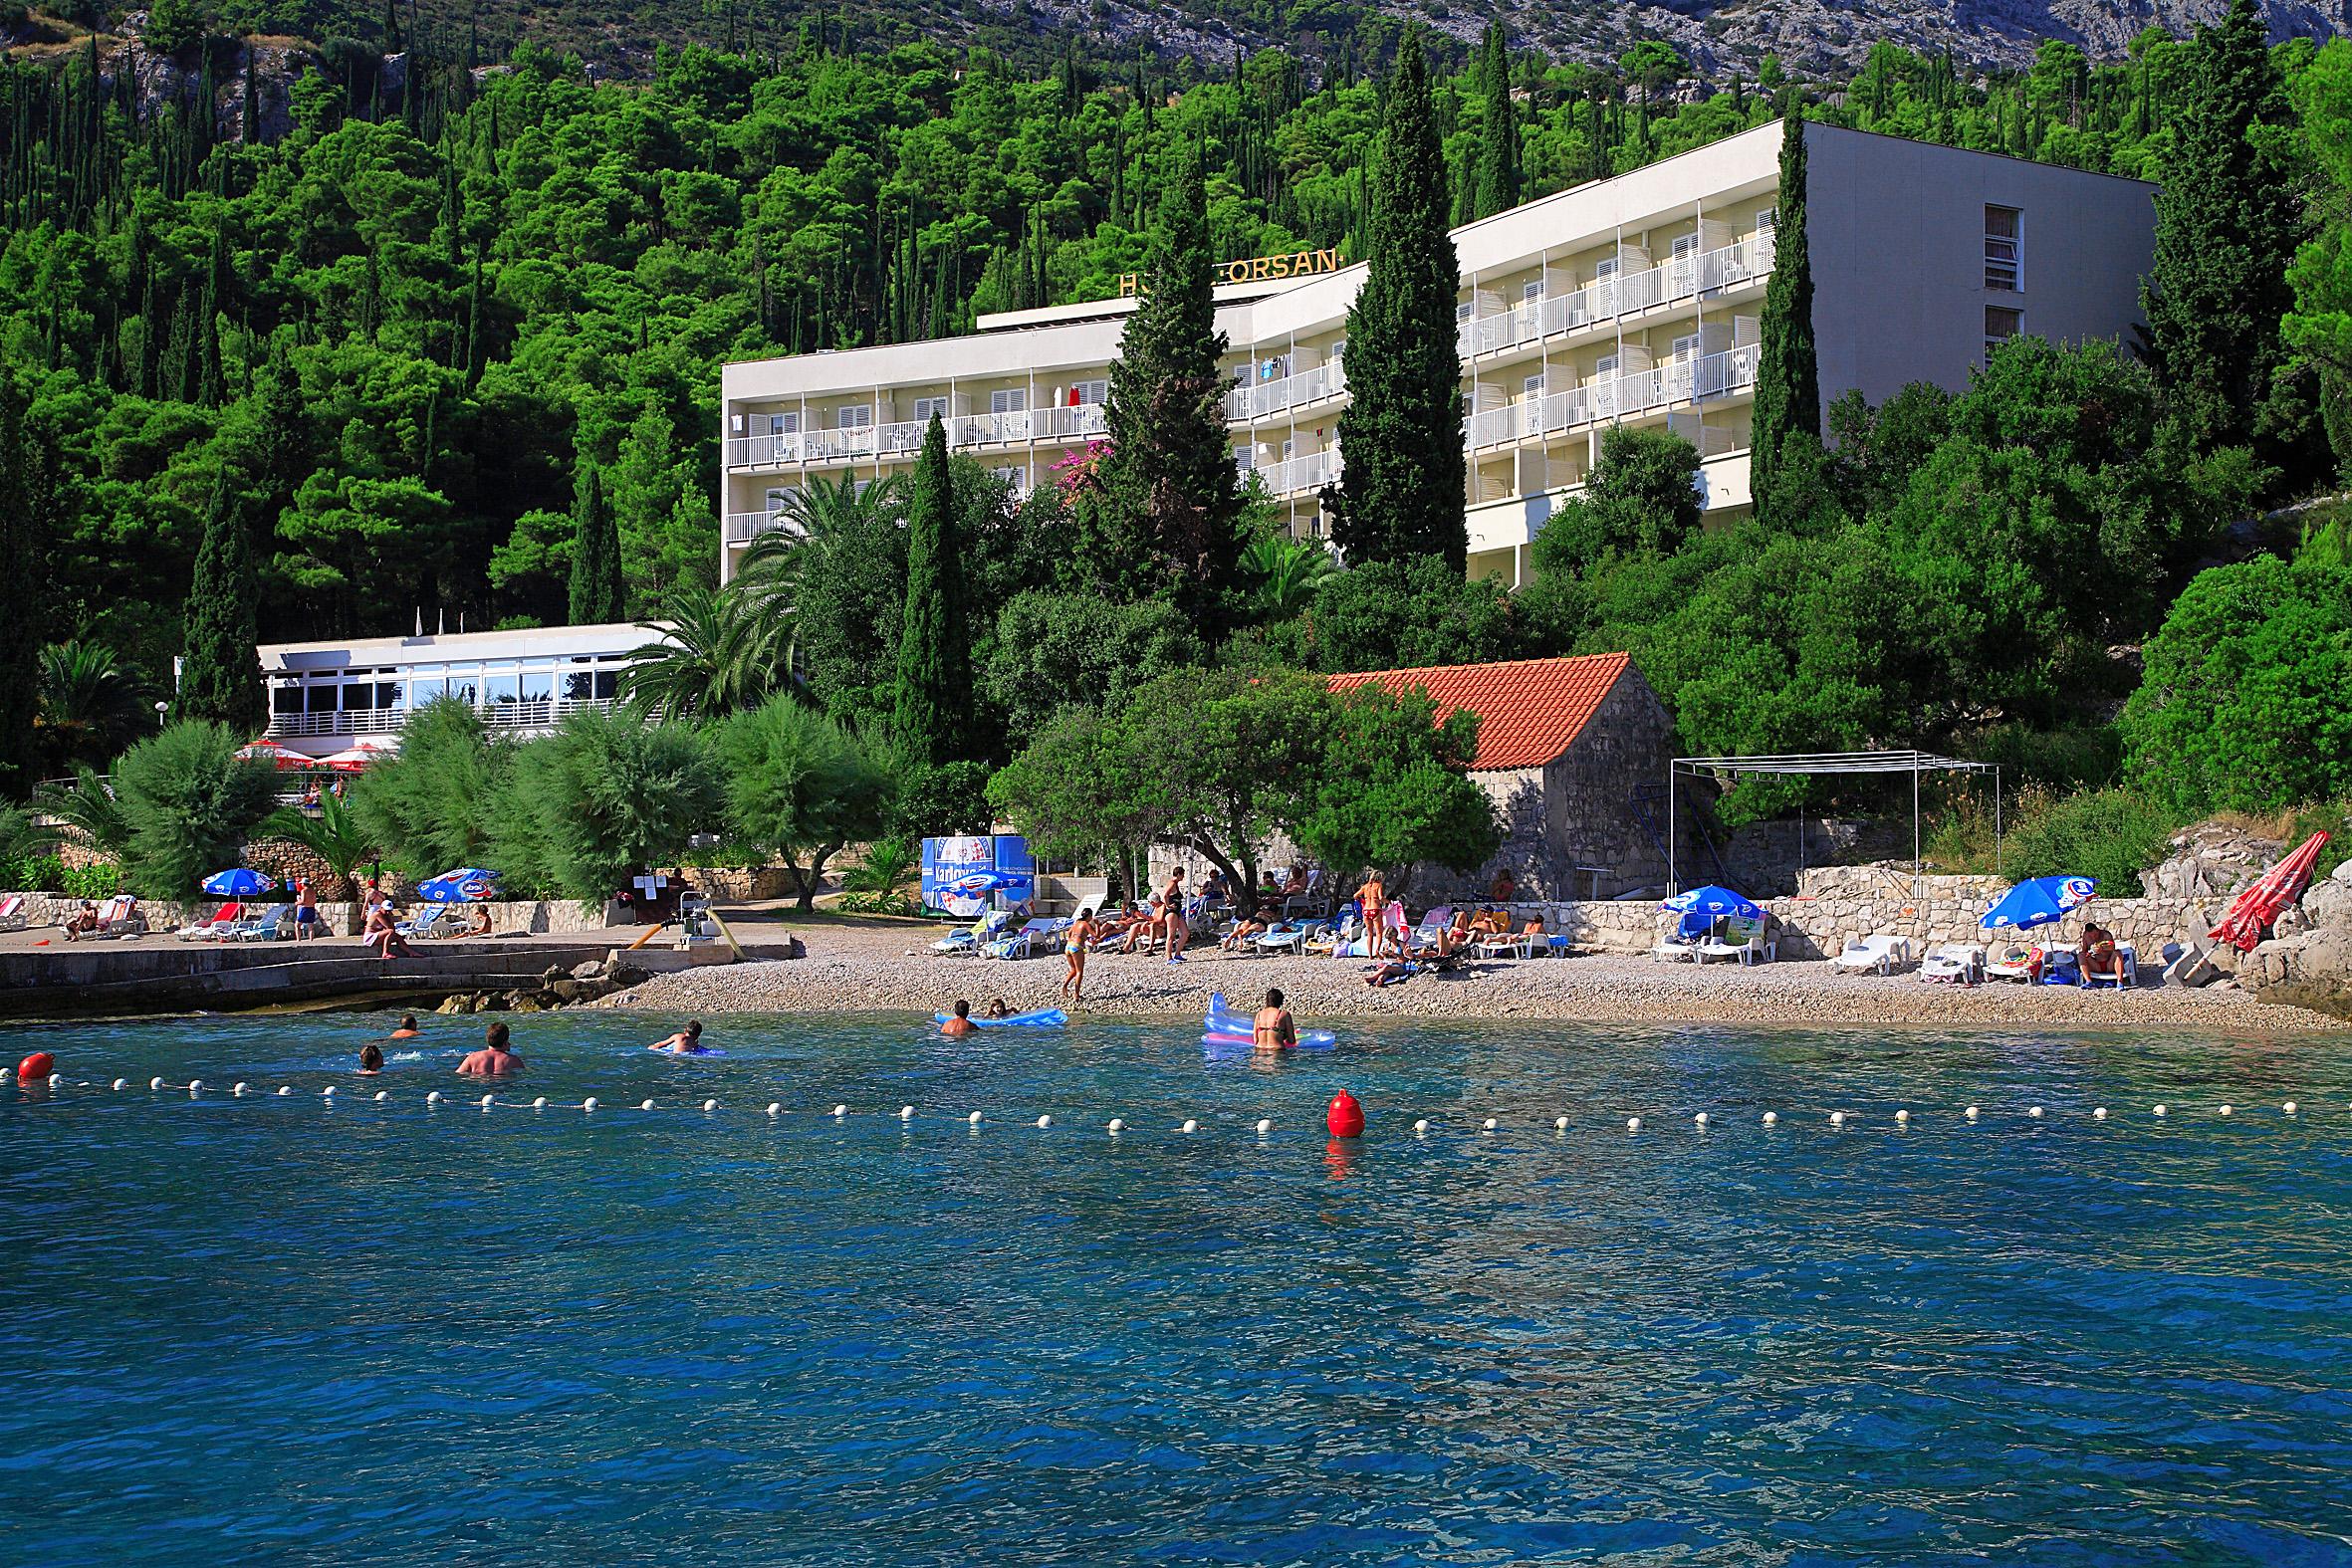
1668,751,2002,897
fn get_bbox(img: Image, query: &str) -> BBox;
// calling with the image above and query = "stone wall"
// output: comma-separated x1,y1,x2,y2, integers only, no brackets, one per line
2,893,615,938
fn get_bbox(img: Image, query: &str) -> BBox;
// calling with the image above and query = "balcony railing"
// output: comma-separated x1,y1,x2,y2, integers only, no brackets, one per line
266,696,623,740
727,403,1107,470
1224,358,1348,422
1247,448,1342,498
1467,343,1761,449
724,511,805,546
1454,231,1775,362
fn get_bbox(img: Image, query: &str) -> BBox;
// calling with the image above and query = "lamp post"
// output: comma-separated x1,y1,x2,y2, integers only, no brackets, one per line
154,700,168,730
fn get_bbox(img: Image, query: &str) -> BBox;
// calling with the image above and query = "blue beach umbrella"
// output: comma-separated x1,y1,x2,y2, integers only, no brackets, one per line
1660,884,1763,919
416,868,502,903
1980,875,2097,933
201,867,273,897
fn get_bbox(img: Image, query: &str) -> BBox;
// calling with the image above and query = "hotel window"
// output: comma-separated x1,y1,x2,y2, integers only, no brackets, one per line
1986,306,2024,353
1071,378,1107,406
764,487,796,516
764,411,800,435
1523,372,1546,400
988,388,1028,414
1757,208,1776,234
1232,445,1255,471
1522,279,1544,304
1985,206,2021,292
909,396,949,423
835,404,872,429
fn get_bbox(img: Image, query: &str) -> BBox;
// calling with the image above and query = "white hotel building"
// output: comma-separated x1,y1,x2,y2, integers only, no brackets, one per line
719,120,2157,585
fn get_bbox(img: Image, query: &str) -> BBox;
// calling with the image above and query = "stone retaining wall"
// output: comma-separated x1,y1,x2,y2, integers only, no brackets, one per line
3,893,614,938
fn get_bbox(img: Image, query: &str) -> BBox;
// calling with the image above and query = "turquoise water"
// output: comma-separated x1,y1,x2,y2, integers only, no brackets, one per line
3,1010,2350,1565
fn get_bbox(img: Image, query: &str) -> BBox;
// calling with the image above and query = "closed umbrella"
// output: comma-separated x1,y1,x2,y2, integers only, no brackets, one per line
2210,831,2333,952
201,867,273,897
1980,875,2097,933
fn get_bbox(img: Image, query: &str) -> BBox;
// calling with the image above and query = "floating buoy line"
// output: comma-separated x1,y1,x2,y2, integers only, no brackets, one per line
0,1064,2339,1146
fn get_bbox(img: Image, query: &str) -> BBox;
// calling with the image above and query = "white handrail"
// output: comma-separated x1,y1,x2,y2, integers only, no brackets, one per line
1455,231,1775,361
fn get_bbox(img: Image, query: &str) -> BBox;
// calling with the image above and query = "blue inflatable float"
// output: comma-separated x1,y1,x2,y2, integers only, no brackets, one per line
935,1008,1067,1028
1203,992,1335,1052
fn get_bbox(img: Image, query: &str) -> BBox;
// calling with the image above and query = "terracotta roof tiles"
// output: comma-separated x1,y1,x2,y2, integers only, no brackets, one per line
1327,653,1634,772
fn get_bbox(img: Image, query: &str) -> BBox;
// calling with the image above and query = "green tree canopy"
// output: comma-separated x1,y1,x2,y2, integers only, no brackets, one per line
719,695,892,909
111,720,280,896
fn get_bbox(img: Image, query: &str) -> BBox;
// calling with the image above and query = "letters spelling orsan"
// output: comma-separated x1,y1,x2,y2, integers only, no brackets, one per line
1116,248,1341,297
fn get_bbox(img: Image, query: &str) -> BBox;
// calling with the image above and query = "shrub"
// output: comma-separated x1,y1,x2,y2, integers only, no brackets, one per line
110,721,281,897
2002,786,2178,896
507,708,725,904
717,697,890,910
349,699,513,880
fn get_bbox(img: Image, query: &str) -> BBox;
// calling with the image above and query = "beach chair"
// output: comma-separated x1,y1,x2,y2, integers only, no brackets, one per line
94,894,147,938
1829,935,1911,975
2082,943,2137,990
0,893,25,932
231,903,291,941
396,904,453,941
1984,942,2035,983
1252,920,1319,957
1918,943,1985,984
1476,919,1545,960
179,902,243,941
1650,910,1709,963
1699,914,1774,966
1406,907,1454,957
1280,869,1324,919
1308,913,1364,959
983,917,1065,960
931,908,1014,956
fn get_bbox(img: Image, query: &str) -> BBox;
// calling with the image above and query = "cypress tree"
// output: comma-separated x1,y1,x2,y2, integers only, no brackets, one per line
1092,147,1246,633
2140,0,2312,467
0,379,45,797
893,413,971,764
567,464,624,624
1332,41,1466,570
1474,23,1521,219
1749,111,1819,514
176,471,267,736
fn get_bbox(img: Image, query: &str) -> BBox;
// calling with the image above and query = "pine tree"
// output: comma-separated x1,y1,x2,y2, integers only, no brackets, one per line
1332,42,1466,570
567,464,624,624
893,413,971,764
1092,147,1247,633
1474,23,1521,220
2140,0,2313,467
1749,111,1820,515
176,471,267,736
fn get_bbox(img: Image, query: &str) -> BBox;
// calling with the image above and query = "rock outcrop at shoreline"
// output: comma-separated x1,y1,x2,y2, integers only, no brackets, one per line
2243,861,2352,1022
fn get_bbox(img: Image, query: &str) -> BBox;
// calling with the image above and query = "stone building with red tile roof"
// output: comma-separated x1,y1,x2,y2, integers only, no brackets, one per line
1328,652,1675,900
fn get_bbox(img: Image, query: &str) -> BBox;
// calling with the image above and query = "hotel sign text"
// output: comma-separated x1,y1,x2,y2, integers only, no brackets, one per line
1119,248,1341,297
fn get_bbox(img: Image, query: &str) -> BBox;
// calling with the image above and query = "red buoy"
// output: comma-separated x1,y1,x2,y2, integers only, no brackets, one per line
16,1050,55,1082
1326,1089,1365,1139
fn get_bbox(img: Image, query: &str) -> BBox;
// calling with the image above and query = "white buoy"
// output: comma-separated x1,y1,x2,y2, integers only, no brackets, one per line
532,1096,548,1110
702,1098,718,1113
1830,1110,1847,1127
1036,1115,1052,1129
2283,1100,2298,1115
2092,1106,2107,1120
1894,1108,1909,1124
1482,1117,1498,1133
2029,1106,2045,1119
276,1085,293,1097
1626,1116,1641,1132
1762,1110,1777,1126
1553,1115,1569,1133
188,1080,204,1095
427,1090,443,1105
48,1073,61,1087
1180,1119,1198,1134
583,1097,598,1112
1694,1111,1709,1127
115,1078,129,1092
321,1085,335,1098
832,1104,847,1118
2153,1103,2168,1117
639,1098,654,1111
968,1111,983,1126
766,1102,782,1117
2219,1104,2233,1117
1107,1118,1124,1134
149,1076,163,1090
898,1105,914,1121
373,1090,387,1102
1965,1105,1980,1121
480,1094,495,1109
1413,1118,1430,1135
231,1081,246,1096
1255,1118,1272,1135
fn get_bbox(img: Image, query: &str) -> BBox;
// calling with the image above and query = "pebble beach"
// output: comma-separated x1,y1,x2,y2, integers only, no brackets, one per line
605,920,2338,1031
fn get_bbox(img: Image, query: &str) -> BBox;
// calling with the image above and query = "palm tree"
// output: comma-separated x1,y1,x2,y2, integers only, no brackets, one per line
260,791,375,896
1245,532,1339,621
622,584,794,721
32,766,131,858
38,640,159,774
733,471,908,615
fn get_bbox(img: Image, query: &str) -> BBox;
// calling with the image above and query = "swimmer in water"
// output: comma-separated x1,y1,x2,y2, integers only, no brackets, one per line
1253,988,1297,1052
983,999,1011,1019
940,1000,976,1037
648,1020,707,1054
358,1042,384,1075
387,1012,422,1040
456,1022,523,1076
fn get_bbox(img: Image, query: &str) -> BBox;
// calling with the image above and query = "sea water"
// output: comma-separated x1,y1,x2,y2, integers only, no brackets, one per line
1,1010,2348,1565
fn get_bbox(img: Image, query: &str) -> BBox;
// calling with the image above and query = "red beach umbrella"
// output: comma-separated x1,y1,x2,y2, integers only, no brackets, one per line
2209,831,2333,953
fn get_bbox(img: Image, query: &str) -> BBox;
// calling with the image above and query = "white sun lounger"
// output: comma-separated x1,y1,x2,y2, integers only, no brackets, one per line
1918,943,1985,984
1830,935,1911,975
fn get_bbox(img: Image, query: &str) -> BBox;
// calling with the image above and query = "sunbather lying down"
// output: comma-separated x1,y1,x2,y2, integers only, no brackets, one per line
1364,959,1419,988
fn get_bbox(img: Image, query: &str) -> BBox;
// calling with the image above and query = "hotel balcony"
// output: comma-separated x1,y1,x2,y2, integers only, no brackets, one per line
1466,343,1761,452
266,695,625,741
727,402,1107,473
1225,358,1348,422
1454,230,1774,363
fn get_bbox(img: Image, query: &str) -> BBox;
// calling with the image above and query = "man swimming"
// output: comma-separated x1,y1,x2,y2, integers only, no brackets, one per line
387,1013,422,1039
648,1020,708,1053
358,1043,385,1074
941,1000,976,1037
1253,988,1297,1052
456,1022,523,1075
